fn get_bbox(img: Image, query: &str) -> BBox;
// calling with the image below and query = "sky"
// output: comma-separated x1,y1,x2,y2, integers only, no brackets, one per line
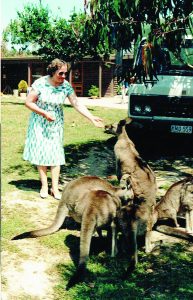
1,0,84,31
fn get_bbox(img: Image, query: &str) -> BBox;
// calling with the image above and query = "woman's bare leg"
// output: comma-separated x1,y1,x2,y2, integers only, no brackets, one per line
37,166,48,197
50,166,61,199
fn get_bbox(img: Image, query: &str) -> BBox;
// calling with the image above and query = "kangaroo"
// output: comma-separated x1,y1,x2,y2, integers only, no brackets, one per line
105,118,156,196
105,118,157,272
117,202,155,273
154,177,193,234
12,176,133,284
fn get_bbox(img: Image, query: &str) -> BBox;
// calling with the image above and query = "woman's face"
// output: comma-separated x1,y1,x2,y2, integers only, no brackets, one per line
52,65,68,84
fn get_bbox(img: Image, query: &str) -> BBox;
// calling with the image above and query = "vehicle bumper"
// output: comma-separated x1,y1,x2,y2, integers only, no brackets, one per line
129,117,193,135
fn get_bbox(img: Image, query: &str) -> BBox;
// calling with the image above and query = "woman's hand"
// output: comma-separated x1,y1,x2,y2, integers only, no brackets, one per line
25,90,55,122
90,116,104,128
44,111,56,122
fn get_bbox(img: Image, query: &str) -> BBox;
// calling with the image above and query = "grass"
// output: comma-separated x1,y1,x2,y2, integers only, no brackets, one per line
55,243,193,300
1,95,125,194
2,95,193,299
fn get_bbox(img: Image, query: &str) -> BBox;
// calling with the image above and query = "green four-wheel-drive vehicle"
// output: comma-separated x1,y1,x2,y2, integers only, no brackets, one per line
128,36,193,135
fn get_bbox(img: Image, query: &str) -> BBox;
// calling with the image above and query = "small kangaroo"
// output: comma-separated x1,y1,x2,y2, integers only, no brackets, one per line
154,177,193,234
105,118,157,272
117,201,155,273
12,176,133,284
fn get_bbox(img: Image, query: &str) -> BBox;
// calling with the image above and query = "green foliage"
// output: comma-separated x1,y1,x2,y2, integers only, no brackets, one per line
88,85,99,97
117,83,122,95
1,40,23,57
2,4,88,62
3,4,51,52
2,1,193,64
18,80,28,93
84,0,193,60
37,12,88,62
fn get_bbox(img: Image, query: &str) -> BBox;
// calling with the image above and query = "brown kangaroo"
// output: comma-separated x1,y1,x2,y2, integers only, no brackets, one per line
12,176,133,284
154,177,193,234
105,118,157,272
117,202,155,273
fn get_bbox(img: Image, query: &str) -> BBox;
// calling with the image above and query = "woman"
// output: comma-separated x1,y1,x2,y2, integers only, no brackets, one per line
23,58,104,200
121,78,129,104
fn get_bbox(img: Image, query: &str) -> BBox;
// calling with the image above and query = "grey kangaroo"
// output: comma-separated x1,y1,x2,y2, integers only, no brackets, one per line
104,118,156,195
154,177,193,234
12,176,133,283
105,118,157,272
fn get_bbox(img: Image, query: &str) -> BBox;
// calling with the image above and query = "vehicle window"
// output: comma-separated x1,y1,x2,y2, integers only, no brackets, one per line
159,39,193,75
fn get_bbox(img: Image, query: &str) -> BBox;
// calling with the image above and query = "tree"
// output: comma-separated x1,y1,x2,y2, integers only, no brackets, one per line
2,1,193,67
1,40,17,57
2,4,88,62
83,0,193,81
84,0,193,60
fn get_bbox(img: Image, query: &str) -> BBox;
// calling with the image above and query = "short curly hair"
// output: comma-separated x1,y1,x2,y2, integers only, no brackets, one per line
47,58,67,76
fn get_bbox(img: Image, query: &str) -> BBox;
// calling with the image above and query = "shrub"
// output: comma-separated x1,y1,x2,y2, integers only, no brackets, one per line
18,80,28,93
117,84,122,95
88,85,99,98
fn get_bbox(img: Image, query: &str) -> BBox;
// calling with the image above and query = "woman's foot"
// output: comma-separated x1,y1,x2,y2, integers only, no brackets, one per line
40,187,48,198
50,188,61,200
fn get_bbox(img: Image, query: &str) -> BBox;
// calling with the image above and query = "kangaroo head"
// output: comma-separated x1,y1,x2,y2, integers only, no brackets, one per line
104,118,132,135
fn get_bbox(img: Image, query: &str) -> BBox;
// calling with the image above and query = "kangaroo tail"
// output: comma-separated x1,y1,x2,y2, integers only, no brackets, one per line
12,206,69,240
156,225,193,242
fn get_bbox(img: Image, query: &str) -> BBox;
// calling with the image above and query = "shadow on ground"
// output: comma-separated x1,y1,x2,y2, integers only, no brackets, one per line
57,240,193,299
61,132,193,183
8,131,193,192
60,138,116,183
9,179,41,192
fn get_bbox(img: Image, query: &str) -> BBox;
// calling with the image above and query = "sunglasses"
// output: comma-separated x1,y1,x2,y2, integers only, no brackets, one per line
58,71,68,76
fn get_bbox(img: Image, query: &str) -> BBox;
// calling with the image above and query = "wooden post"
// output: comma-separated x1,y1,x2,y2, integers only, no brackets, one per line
99,62,102,98
69,69,72,85
28,63,32,87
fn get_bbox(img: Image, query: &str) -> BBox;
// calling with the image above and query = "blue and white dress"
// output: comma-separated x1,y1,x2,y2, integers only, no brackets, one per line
23,76,74,166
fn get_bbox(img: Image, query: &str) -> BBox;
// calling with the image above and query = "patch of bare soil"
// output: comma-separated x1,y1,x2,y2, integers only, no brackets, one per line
2,135,193,299
2,192,71,300
2,242,61,300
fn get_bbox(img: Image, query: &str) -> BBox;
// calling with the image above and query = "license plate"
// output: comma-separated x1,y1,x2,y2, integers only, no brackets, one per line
171,125,192,134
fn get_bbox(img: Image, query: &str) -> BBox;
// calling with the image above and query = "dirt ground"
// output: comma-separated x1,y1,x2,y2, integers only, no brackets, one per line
2,133,193,299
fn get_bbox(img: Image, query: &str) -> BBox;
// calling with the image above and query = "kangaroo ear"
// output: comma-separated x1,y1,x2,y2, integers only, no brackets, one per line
119,119,127,127
125,117,133,125
118,118,132,127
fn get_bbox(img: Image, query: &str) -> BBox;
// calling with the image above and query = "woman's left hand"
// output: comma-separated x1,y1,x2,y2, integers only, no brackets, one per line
91,116,104,128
